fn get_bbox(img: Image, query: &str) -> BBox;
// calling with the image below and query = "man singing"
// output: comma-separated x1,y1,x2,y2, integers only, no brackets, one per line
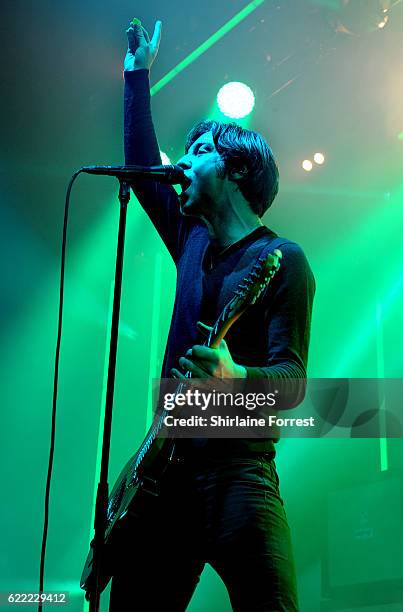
109,18,315,611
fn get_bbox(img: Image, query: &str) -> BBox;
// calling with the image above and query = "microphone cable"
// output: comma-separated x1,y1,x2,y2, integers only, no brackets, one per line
38,169,82,611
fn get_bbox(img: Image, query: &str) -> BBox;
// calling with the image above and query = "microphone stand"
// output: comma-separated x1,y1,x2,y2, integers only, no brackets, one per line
88,179,130,612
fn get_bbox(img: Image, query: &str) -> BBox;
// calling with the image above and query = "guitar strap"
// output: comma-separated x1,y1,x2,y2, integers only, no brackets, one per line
259,235,291,256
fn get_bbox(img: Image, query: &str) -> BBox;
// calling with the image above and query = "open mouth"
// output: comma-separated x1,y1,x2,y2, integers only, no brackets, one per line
179,176,192,193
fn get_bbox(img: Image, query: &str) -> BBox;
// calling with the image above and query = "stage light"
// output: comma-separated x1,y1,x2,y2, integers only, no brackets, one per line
377,17,388,28
160,151,172,165
302,159,313,172
314,152,325,165
329,0,392,36
216,82,255,119
398,132,403,141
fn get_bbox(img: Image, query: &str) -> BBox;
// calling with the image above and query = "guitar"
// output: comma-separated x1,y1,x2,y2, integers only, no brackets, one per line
80,248,282,598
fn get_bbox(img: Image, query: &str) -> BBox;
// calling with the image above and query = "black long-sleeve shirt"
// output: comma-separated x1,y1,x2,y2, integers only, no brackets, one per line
124,69,315,455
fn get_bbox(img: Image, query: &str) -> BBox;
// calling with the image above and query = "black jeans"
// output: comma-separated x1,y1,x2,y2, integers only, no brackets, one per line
109,455,298,611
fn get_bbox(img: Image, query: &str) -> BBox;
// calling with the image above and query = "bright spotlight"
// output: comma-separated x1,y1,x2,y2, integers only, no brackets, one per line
216,82,255,119
314,152,325,165
160,151,172,165
302,159,313,172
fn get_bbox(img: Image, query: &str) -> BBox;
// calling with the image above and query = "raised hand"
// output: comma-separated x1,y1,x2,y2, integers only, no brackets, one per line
124,19,162,72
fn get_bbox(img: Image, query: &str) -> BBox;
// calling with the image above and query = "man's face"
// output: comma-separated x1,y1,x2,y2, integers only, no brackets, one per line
177,131,226,217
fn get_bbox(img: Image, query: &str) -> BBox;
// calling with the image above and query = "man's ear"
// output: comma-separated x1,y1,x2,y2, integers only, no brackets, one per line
228,166,248,181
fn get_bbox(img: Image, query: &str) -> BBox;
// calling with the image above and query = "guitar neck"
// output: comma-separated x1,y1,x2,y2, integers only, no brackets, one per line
134,251,282,472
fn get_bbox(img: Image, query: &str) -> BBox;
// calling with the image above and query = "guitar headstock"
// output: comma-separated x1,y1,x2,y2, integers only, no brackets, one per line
208,249,282,348
234,248,282,307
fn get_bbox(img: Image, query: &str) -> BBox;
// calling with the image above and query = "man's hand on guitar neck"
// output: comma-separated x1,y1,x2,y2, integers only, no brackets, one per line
170,322,247,380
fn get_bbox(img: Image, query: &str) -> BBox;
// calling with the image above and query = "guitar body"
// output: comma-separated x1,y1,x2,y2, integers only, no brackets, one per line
80,429,175,596
80,249,282,599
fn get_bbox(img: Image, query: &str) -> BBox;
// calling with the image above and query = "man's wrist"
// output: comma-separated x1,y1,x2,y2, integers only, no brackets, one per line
233,364,247,379
124,67,149,74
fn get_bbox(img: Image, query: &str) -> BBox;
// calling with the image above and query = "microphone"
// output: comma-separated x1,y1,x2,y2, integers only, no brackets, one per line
80,164,186,186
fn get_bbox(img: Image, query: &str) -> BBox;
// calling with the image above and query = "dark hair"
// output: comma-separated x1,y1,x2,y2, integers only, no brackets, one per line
185,120,279,217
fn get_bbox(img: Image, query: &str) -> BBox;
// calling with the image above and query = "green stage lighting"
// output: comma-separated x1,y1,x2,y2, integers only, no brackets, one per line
216,81,255,119
160,150,172,165
150,0,266,96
